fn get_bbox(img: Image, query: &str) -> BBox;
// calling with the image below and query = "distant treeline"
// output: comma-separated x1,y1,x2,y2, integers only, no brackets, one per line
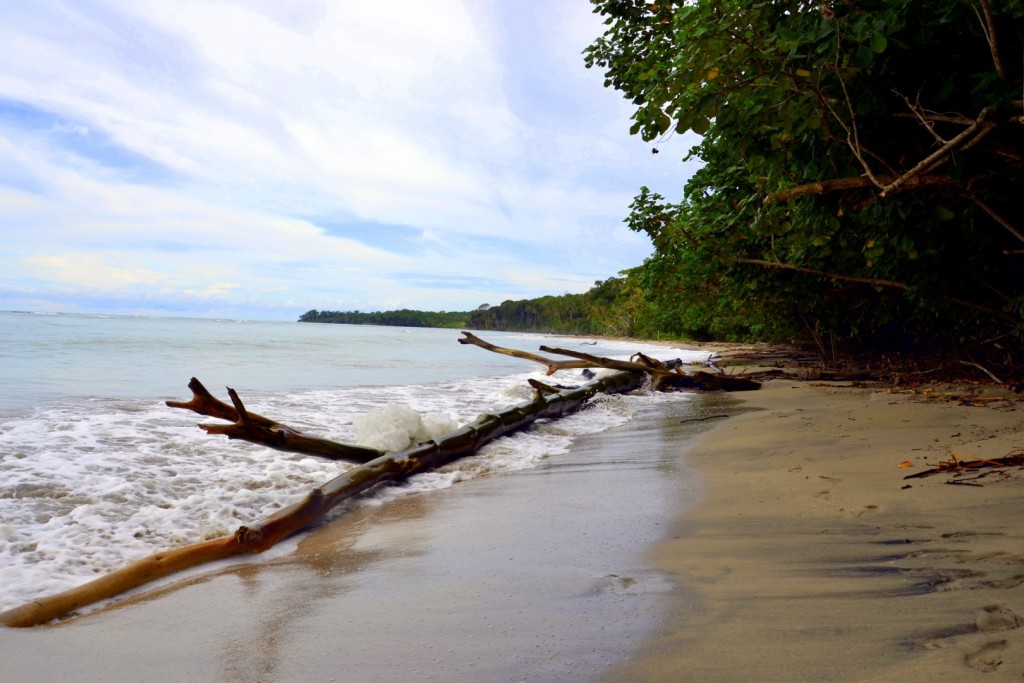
298,277,662,337
298,308,467,328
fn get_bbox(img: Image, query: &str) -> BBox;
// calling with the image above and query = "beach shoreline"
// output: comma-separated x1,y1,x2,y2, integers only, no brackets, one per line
609,375,1024,682
2,362,1022,681
0,390,720,682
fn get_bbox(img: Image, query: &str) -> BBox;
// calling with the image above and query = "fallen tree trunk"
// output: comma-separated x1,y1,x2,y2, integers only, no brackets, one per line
459,331,761,392
0,369,643,628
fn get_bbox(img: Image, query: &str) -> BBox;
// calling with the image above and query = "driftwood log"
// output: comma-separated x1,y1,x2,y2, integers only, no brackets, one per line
0,368,642,627
459,332,761,392
167,377,386,463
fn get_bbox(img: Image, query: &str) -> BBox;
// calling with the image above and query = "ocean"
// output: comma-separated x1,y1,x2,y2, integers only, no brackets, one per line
0,311,711,615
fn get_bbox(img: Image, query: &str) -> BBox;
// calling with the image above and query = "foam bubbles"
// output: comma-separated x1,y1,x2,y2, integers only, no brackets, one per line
352,403,460,452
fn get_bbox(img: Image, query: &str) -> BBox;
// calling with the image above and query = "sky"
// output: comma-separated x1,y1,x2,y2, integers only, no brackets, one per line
0,0,701,321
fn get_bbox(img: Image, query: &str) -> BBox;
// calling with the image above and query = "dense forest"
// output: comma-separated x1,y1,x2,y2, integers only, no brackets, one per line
585,0,1024,361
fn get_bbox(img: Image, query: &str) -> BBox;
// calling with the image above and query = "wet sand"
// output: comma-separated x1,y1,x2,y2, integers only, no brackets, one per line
608,378,1024,682
0,394,725,682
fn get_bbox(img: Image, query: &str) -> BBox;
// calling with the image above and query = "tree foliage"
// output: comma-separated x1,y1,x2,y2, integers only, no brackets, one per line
299,282,666,339
299,309,468,328
465,284,644,336
585,0,1024,354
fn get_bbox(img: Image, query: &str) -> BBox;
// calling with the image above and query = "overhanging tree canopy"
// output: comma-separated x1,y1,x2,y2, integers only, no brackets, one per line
585,0,1024,352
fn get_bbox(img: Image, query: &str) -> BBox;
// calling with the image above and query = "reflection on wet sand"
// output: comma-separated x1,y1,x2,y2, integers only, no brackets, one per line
0,395,726,683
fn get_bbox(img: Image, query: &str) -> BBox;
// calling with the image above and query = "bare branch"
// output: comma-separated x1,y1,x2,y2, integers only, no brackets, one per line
537,345,653,373
166,376,258,424
168,377,385,463
892,112,979,126
764,174,954,204
880,107,996,196
458,331,591,375
893,89,948,146
730,257,909,289
527,378,562,397
972,197,1024,245
975,0,1005,79
949,298,1022,325
830,56,888,187
959,359,1003,384
732,258,1020,325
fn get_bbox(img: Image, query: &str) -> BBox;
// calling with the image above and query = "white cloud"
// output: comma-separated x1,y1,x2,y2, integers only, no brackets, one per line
0,0,701,319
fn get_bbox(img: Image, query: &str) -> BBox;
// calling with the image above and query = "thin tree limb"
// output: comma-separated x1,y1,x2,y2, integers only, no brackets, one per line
948,297,1022,325
764,174,954,204
892,112,979,126
457,331,591,375
731,258,1020,324
958,360,1004,384
729,257,910,290
975,0,1005,79
880,107,996,196
829,41,887,187
893,89,948,146
972,197,1024,245
537,345,654,373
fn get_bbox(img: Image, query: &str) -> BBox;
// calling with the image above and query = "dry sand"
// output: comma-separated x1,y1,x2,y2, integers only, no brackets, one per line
2,375,1022,682
609,376,1024,682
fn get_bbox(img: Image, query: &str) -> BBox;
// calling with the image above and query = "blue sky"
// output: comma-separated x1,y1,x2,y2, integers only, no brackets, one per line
0,1,700,321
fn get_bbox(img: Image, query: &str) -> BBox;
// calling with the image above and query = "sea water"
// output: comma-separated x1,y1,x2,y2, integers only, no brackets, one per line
0,311,709,613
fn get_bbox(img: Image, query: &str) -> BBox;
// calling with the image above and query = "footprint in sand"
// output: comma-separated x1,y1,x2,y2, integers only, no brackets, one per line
976,605,1024,633
977,574,1024,590
965,639,1007,672
835,504,879,518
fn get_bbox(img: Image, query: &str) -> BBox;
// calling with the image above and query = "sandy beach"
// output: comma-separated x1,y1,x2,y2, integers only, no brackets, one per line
2,373,1022,682
610,375,1024,682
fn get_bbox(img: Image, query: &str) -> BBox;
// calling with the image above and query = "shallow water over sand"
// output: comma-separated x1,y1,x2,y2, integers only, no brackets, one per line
0,396,727,683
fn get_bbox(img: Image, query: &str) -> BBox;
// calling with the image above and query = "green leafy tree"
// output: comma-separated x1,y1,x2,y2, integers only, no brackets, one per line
586,0,1024,354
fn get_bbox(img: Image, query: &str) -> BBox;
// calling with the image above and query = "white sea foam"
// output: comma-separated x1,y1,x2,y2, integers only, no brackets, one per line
0,320,710,613
353,403,460,452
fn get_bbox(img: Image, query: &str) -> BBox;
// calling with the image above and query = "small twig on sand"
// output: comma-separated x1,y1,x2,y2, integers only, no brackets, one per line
946,477,985,487
680,414,730,424
904,449,1024,480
